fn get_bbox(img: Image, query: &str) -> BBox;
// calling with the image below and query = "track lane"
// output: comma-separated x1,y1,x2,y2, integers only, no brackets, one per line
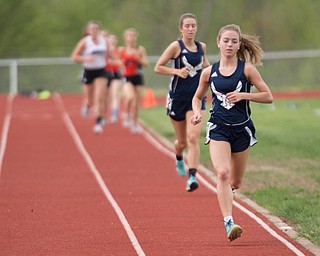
0,94,314,255
0,95,137,255
0,94,13,173
60,94,313,256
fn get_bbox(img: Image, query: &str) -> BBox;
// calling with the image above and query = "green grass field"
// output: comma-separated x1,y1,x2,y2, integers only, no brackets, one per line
139,98,320,247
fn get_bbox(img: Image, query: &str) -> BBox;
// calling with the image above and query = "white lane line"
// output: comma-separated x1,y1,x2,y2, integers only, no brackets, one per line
0,94,14,176
53,94,145,256
140,126,306,256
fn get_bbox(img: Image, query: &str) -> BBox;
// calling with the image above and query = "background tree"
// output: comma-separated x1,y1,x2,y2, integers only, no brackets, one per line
0,0,319,58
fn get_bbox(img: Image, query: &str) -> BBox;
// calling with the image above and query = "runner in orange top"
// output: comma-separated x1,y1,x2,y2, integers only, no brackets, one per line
120,28,148,133
105,34,124,124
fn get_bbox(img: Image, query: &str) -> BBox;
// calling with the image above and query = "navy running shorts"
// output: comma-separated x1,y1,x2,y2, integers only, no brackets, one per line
205,119,257,152
166,95,206,121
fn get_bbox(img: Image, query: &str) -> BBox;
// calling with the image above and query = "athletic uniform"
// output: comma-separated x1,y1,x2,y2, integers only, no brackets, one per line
167,39,206,121
105,47,123,87
82,34,107,84
121,48,144,86
206,59,257,152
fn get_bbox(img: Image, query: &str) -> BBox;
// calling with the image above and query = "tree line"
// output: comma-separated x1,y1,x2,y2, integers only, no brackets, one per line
0,0,319,58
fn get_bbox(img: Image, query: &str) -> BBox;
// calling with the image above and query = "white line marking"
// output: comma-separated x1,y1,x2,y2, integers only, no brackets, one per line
140,126,306,256
0,94,14,176
54,94,145,256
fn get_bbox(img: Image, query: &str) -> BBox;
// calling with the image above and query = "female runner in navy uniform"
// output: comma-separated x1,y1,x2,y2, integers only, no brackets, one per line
155,13,210,192
191,24,273,241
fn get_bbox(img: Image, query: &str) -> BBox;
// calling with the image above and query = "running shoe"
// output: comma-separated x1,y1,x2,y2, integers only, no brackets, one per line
175,159,186,176
93,123,103,134
100,118,107,126
131,125,140,134
186,175,199,192
122,118,131,128
224,220,243,241
110,115,118,124
81,105,89,117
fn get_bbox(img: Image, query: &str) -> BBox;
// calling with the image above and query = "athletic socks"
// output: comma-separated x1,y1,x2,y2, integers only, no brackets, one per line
189,168,197,177
224,216,234,223
96,116,103,124
176,155,183,161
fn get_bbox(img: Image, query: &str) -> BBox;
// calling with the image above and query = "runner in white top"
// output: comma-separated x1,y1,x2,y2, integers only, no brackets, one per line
71,20,108,134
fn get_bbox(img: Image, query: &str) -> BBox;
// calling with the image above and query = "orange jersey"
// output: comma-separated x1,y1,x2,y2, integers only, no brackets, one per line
105,48,122,72
121,48,140,77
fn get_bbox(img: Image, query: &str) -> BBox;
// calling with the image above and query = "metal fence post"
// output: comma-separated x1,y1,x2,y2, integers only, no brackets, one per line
9,60,18,95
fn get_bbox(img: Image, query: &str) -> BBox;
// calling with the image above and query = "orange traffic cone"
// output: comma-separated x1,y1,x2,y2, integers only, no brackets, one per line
142,88,157,108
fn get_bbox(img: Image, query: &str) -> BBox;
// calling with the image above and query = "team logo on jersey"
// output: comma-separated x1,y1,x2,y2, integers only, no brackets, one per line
92,49,106,55
182,56,203,77
211,72,218,77
210,81,243,110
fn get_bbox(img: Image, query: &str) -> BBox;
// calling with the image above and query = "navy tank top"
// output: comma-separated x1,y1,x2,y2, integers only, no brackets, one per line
169,39,204,101
208,59,253,125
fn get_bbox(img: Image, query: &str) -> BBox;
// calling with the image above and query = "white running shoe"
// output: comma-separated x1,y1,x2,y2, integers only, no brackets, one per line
224,220,243,241
110,115,118,124
93,123,103,134
131,125,140,134
81,105,89,117
123,118,131,128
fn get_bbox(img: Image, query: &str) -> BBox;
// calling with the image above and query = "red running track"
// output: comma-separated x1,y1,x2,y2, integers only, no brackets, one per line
0,94,315,256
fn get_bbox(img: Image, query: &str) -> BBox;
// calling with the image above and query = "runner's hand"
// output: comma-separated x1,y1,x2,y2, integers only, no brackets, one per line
191,112,202,125
177,67,190,78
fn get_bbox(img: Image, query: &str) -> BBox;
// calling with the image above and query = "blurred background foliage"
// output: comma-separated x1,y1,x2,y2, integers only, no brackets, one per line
1,0,319,93
0,0,320,58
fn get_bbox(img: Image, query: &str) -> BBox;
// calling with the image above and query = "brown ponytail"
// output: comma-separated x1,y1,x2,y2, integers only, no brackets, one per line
217,24,264,66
